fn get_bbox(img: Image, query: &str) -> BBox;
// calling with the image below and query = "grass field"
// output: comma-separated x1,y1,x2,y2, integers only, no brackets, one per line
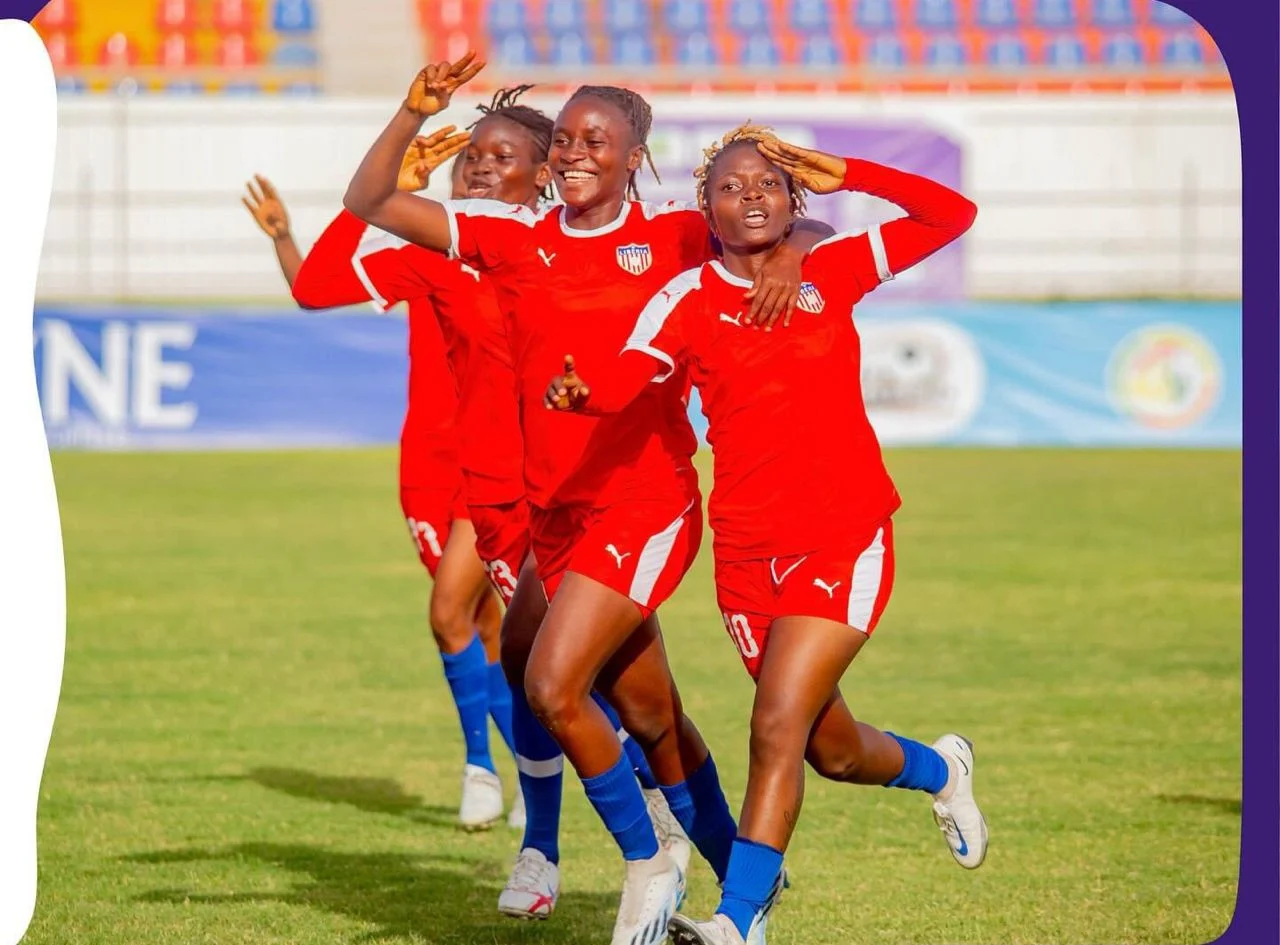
25,448,1241,945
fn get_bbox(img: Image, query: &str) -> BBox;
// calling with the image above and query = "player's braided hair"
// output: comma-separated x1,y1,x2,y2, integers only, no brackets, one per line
566,85,661,200
469,84,555,200
694,123,808,220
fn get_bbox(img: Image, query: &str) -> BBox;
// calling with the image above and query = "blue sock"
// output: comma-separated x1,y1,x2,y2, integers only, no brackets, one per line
718,838,785,939
512,684,563,864
439,634,493,773
581,753,661,861
661,753,737,882
486,660,516,757
592,692,658,790
883,733,949,794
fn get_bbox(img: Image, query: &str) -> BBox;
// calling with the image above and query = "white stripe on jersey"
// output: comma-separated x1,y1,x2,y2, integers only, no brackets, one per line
810,224,895,284
629,498,696,607
350,227,410,312
621,266,704,380
441,198,543,258
847,526,887,630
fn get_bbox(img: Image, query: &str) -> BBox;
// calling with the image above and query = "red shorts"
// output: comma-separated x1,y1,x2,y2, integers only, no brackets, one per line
714,520,896,680
469,499,532,605
530,494,703,619
400,484,468,577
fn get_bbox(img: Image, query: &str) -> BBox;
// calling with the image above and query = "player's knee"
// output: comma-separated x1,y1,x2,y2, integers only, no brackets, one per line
612,697,678,753
805,730,869,783
748,700,809,767
429,589,472,649
524,668,585,735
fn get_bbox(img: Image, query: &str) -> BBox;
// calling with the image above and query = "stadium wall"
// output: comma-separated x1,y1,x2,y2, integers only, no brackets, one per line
36,90,1239,301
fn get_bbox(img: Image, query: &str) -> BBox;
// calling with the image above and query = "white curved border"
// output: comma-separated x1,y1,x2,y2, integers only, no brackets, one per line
0,20,66,945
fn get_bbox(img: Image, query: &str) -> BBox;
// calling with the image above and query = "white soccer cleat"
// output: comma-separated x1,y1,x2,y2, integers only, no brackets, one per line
668,912,766,945
498,847,560,920
930,734,988,869
458,764,504,830
643,787,693,878
507,787,527,830
610,848,685,945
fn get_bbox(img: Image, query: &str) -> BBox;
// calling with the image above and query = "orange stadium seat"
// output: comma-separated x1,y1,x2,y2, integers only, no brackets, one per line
157,30,199,67
36,0,78,31
44,31,79,68
98,31,143,67
156,0,198,33
214,0,257,34
216,31,262,67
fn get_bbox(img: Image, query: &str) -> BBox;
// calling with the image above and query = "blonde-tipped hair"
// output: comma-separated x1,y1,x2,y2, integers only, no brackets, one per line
693,122,808,218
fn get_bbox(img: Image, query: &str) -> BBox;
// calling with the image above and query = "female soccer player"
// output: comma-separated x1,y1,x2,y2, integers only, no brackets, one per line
343,55,829,945
243,136,523,832
547,127,987,945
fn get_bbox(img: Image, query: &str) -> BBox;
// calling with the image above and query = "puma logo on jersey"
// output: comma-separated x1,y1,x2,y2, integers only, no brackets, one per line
719,312,744,327
537,248,557,267
814,578,842,598
605,544,632,567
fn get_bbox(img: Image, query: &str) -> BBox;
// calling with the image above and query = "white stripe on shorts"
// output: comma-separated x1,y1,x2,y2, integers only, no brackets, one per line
516,753,564,779
628,498,696,608
847,527,887,631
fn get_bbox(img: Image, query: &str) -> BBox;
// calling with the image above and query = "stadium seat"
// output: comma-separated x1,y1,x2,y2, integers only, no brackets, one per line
36,0,77,31
986,31,1030,66
799,32,846,67
728,0,774,32
1100,30,1145,64
664,0,712,33
216,32,261,67
550,30,595,65
609,31,657,65
854,0,898,30
97,32,141,67
975,0,1020,27
1160,30,1204,65
157,31,198,67
1043,30,1088,66
272,0,316,34
604,0,652,31
282,81,322,94
1149,1,1195,25
1089,0,1134,26
165,80,205,93
273,42,320,66
545,0,589,31
736,30,782,65
924,32,970,66
44,32,78,68
674,30,722,65
213,0,255,33
491,30,539,66
863,31,909,67
223,80,264,93
156,0,198,33
788,0,833,32
914,0,959,29
56,76,88,93
426,0,479,31
487,0,530,33
1033,0,1076,27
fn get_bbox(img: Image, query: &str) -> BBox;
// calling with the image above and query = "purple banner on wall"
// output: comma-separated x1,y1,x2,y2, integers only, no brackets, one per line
644,118,966,300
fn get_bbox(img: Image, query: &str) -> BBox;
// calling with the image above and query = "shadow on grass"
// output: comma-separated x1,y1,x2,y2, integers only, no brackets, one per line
1155,794,1242,816
127,842,615,944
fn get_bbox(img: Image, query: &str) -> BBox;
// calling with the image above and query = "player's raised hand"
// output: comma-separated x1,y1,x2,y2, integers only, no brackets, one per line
545,355,591,411
242,174,291,240
398,127,471,192
746,242,804,329
756,137,846,195
405,50,486,118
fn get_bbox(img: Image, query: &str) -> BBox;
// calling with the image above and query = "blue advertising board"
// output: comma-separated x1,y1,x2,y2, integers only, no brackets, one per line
32,301,1241,451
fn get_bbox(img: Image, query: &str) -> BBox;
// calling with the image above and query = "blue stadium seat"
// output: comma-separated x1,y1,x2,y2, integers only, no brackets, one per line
1101,31,1145,64
925,33,969,66
1161,31,1204,65
1090,0,1134,26
675,30,720,64
281,81,322,94
729,0,773,31
273,42,318,66
604,0,651,31
738,30,782,65
664,0,711,33
1044,31,1087,66
915,0,958,29
854,0,897,29
1033,0,1076,27
1150,1,1194,25
164,80,204,94
550,29,594,65
223,81,263,94
545,0,589,31
491,30,538,66
789,0,833,32
800,32,844,67
270,0,314,34
609,31,657,65
987,32,1029,66
865,32,908,67
56,76,88,94
976,0,1019,27
487,0,528,32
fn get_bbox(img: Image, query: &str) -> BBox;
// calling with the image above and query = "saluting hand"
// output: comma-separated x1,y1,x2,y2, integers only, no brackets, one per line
755,137,846,195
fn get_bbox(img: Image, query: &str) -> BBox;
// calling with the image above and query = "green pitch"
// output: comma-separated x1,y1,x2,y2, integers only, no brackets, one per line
27,448,1241,945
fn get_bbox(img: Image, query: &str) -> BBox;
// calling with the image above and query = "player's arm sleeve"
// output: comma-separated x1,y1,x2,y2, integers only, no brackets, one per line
292,209,428,312
438,199,540,272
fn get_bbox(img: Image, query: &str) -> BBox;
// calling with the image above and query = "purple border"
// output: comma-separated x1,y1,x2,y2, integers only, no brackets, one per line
3,0,1275,942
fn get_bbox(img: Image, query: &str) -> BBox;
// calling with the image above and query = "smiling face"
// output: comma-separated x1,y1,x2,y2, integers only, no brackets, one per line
548,95,643,211
461,114,550,207
705,140,796,254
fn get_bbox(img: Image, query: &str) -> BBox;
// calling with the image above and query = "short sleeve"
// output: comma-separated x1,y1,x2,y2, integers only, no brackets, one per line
441,199,542,272
622,267,705,381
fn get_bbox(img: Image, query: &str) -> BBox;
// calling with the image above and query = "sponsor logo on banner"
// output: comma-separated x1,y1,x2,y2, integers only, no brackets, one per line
858,318,985,444
616,243,653,275
797,282,826,314
1106,324,1222,430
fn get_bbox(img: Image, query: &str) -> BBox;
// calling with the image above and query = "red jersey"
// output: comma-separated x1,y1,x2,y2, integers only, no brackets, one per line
293,211,524,505
443,199,713,509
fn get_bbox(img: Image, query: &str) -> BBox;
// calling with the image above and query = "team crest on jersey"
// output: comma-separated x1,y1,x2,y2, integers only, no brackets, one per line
616,243,653,276
797,281,826,314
